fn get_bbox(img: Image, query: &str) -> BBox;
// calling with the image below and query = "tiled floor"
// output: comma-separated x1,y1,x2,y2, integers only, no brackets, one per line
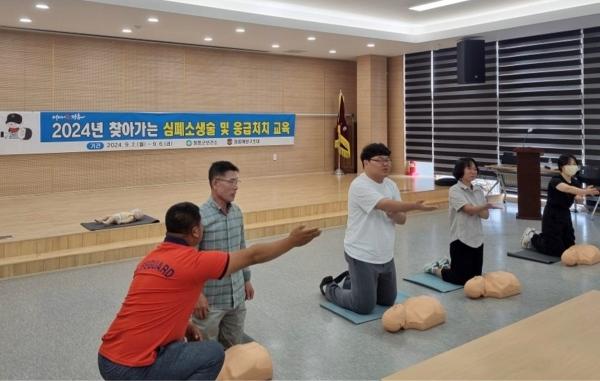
0,203,598,379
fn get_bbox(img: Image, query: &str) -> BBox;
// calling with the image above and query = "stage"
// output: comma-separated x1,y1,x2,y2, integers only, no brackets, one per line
0,173,448,278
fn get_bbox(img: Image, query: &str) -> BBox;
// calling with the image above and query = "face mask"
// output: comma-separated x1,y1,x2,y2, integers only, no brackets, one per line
563,165,579,177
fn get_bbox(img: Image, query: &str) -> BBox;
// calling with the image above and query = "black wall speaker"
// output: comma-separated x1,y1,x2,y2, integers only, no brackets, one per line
457,39,485,84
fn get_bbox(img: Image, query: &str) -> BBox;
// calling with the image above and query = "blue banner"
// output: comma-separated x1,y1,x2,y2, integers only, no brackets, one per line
40,112,295,141
0,111,295,155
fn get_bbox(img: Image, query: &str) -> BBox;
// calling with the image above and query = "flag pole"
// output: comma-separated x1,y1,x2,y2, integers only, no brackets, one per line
335,151,344,176
334,90,345,176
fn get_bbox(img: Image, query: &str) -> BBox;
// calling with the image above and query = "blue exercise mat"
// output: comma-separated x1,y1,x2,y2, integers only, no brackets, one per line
403,273,463,292
319,292,410,324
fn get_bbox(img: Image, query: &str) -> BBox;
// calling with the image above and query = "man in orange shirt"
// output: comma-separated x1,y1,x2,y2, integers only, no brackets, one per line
98,202,320,380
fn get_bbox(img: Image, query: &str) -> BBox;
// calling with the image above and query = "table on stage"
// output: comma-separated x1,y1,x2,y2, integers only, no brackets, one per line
483,164,558,200
485,163,558,174
383,290,600,380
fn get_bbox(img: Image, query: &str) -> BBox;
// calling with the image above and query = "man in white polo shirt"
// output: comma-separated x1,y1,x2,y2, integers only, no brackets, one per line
320,143,436,314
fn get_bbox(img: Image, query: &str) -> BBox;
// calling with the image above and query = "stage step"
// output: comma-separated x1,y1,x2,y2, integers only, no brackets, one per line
0,237,159,278
0,201,350,279
246,210,348,240
0,194,448,280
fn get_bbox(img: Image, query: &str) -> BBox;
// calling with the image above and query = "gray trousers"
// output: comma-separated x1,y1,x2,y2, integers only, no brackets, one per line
191,301,246,349
325,253,397,314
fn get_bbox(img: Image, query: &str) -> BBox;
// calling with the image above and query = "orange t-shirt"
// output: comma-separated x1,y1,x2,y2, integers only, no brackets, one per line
99,238,229,367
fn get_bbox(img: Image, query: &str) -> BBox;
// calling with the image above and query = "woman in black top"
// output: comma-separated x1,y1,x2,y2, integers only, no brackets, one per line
521,154,599,256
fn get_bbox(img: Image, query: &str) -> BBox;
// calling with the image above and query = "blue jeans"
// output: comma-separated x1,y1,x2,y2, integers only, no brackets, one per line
98,340,225,380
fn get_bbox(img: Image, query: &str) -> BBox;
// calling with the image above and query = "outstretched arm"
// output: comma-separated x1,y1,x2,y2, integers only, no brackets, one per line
223,225,320,277
556,183,599,197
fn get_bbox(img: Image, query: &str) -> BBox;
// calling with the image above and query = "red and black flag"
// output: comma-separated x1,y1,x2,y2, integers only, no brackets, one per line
334,91,351,159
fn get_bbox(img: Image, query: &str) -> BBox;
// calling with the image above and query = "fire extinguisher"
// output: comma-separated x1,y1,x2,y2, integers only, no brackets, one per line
406,160,417,176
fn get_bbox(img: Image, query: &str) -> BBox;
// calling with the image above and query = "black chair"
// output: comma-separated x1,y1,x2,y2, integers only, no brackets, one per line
500,152,517,165
434,177,458,187
477,167,506,202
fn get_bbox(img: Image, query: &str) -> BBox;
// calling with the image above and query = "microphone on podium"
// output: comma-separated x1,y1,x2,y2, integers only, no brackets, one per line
523,127,534,146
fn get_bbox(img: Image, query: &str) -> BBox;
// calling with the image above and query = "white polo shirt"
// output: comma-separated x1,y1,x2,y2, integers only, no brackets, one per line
449,181,486,248
344,173,401,264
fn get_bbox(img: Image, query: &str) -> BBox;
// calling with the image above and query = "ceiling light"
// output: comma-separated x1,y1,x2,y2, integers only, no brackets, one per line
329,49,336,54
307,36,316,41
19,17,32,23
272,43,280,48
122,28,132,33
147,17,159,23
367,43,375,48
235,27,245,33
204,36,213,42
409,0,470,12
35,3,49,10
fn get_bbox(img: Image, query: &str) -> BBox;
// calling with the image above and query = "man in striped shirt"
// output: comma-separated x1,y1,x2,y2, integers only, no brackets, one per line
191,161,253,348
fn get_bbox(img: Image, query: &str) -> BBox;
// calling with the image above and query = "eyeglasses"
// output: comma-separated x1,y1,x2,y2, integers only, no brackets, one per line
216,177,241,185
370,157,392,164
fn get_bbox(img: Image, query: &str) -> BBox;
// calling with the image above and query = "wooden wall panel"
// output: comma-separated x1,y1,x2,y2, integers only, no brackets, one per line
0,30,356,196
388,56,406,174
357,55,388,162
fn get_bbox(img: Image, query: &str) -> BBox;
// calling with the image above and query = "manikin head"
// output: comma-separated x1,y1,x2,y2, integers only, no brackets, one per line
464,271,521,299
382,295,446,332
464,276,486,298
164,202,203,247
216,342,273,381
382,304,406,332
131,208,144,220
208,161,240,208
360,143,392,183
561,244,600,266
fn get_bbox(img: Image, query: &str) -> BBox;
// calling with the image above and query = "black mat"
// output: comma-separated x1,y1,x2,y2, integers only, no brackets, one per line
81,215,159,231
507,249,561,264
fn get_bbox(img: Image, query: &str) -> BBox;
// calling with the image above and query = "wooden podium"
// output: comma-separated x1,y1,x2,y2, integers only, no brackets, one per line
514,147,544,220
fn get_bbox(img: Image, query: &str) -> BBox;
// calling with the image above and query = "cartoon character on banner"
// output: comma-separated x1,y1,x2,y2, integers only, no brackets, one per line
2,113,32,140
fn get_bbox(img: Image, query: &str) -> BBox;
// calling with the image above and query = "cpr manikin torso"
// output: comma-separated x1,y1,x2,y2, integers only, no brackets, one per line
464,271,521,299
216,342,273,380
95,208,144,225
382,295,446,332
561,244,600,266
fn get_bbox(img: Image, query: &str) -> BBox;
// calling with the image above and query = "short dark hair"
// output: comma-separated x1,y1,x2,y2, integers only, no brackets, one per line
165,202,200,234
557,154,578,171
453,157,479,180
360,143,391,165
208,161,239,183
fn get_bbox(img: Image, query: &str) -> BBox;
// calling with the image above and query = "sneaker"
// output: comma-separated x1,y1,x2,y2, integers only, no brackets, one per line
319,275,334,296
438,257,451,269
333,270,349,284
423,261,441,275
520,227,536,249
